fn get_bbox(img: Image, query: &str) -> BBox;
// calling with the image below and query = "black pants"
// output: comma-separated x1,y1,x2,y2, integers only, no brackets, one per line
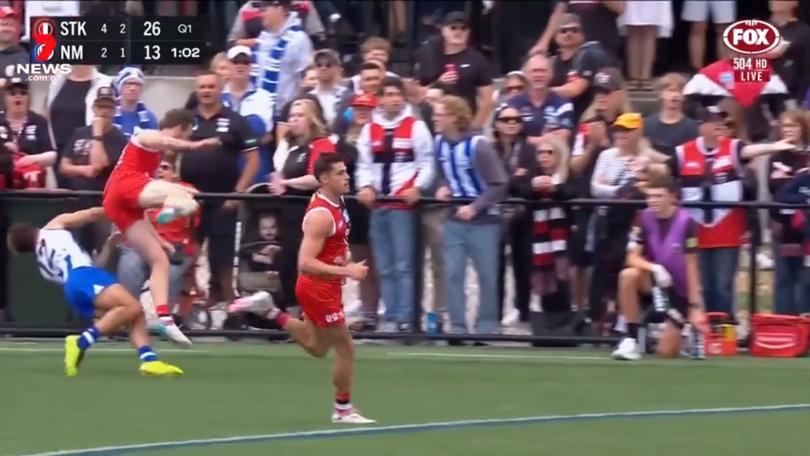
498,211,532,322
277,200,308,310
588,232,629,323
197,203,237,302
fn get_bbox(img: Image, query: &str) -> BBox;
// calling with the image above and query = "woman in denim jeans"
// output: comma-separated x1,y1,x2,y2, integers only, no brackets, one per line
117,159,200,324
768,110,810,315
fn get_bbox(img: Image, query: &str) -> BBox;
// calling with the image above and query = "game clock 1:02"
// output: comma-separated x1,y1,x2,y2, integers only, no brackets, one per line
134,42,205,64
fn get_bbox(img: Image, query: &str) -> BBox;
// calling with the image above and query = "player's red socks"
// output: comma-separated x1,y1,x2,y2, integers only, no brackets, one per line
335,391,352,413
273,311,290,328
156,304,174,326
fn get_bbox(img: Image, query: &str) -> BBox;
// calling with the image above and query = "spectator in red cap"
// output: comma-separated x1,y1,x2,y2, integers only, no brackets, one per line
0,6,26,87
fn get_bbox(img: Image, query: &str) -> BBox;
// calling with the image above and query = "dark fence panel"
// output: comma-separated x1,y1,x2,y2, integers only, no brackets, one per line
0,190,790,343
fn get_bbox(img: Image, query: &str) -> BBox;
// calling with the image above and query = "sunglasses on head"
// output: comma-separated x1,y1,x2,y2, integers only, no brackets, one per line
505,85,524,93
449,24,468,31
559,26,581,34
497,116,522,124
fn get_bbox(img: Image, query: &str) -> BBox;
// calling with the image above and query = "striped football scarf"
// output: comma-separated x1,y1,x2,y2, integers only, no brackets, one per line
252,15,303,108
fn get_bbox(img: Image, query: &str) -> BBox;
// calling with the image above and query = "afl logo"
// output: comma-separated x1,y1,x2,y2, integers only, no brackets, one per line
31,18,57,62
722,20,781,55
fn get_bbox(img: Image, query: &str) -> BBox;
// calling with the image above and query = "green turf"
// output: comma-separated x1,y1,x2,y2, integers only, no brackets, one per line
0,342,808,456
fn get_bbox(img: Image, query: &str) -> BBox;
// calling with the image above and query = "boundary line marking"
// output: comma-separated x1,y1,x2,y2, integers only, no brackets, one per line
20,404,810,456
0,347,206,354
387,351,608,361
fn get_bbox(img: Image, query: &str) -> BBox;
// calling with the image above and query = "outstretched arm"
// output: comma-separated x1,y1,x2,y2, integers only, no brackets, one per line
45,207,107,230
136,131,221,152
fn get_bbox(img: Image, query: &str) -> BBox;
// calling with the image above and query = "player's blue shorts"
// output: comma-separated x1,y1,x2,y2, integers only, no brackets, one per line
63,266,118,318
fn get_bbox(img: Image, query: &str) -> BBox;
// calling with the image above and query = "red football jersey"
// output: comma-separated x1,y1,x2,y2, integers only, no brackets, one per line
113,131,162,176
302,192,350,280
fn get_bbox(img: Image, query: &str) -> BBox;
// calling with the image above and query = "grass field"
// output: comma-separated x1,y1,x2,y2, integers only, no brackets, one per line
0,341,808,456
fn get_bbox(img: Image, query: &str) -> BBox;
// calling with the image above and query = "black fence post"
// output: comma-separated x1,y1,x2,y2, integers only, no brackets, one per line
412,203,424,341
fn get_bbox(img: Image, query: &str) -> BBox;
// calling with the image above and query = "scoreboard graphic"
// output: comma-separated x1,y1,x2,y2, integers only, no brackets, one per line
29,16,206,65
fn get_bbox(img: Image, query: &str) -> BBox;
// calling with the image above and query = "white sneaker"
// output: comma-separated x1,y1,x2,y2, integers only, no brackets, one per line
331,409,376,424
160,322,192,346
611,337,641,361
228,291,277,317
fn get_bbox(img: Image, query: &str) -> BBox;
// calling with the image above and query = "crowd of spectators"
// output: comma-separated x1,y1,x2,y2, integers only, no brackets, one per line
1,0,810,344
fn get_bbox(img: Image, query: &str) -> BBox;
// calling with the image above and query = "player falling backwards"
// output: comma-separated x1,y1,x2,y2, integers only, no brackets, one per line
7,208,183,377
230,154,375,424
99,108,220,346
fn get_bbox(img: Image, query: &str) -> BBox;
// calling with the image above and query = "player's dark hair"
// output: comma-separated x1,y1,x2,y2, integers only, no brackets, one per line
160,108,195,130
7,223,38,253
378,76,405,96
312,153,344,182
647,173,679,195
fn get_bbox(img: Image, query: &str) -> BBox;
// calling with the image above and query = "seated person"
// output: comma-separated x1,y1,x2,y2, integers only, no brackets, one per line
612,174,708,361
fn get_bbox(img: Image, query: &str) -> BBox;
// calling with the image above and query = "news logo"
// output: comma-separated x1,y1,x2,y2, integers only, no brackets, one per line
722,20,781,83
31,18,57,62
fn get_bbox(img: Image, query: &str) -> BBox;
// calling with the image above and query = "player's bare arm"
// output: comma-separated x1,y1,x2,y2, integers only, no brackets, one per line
299,210,367,280
45,207,107,230
625,245,655,273
137,130,221,152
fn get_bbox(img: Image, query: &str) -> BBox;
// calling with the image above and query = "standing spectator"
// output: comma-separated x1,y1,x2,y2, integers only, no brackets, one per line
514,136,574,314
181,72,260,307
768,110,810,315
568,67,631,313
549,13,612,121
492,105,535,330
643,73,699,157
333,62,385,135
682,1,735,71
532,0,625,66
58,86,127,254
509,53,575,147
299,65,318,94
659,106,795,315
768,0,810,103
588,113,652,331
222,45,275,183
343,93,381,330
112,67,158,138
185,53,232,111
227,0,265,49
622,0,673,91
254,0,314,122
0,77,56,187
434,95,508,337
118,158,200,324
347,37,399,93
46,65,112,174
495,71,528,106
309,49,349,125
0,6,26,88
417,11,494,131
356,77,434,332
270,98,335,310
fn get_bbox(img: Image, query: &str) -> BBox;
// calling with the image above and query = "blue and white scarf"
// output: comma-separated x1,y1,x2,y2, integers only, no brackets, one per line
114,98,152,134
252,14,303,107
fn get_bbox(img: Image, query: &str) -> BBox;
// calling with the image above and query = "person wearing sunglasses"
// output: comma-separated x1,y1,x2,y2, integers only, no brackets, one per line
512,136,576,317
0,77,55,188
417,11,494,132
492,105,534,332
549,14,612,122
309,49,349,125
496,71,528,106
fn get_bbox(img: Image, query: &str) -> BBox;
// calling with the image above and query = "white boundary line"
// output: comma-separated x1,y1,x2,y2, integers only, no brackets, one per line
19,404,810,456
387,352,608,361
0,347,206,354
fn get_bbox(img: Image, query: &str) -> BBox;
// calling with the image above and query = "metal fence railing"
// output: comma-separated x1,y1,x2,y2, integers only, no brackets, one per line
0,189,795,345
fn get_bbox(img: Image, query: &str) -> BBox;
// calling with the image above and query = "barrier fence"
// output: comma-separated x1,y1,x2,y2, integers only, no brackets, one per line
0,189,793,346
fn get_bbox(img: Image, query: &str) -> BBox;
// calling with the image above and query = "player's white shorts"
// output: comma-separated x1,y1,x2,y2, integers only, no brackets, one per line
681,0,735,24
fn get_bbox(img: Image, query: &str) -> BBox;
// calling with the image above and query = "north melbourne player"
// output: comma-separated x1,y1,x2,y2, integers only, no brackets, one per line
99,108,220,345
7,208,183,377
229,154,375,424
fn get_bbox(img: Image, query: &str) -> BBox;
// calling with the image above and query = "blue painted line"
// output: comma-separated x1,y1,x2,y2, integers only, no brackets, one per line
22,404,810,456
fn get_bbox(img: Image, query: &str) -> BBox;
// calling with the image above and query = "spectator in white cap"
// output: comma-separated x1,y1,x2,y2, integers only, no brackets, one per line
113,66,158,138
223,45,275,183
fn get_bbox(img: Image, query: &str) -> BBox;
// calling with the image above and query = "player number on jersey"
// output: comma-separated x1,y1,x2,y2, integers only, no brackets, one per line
325,312,343,323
